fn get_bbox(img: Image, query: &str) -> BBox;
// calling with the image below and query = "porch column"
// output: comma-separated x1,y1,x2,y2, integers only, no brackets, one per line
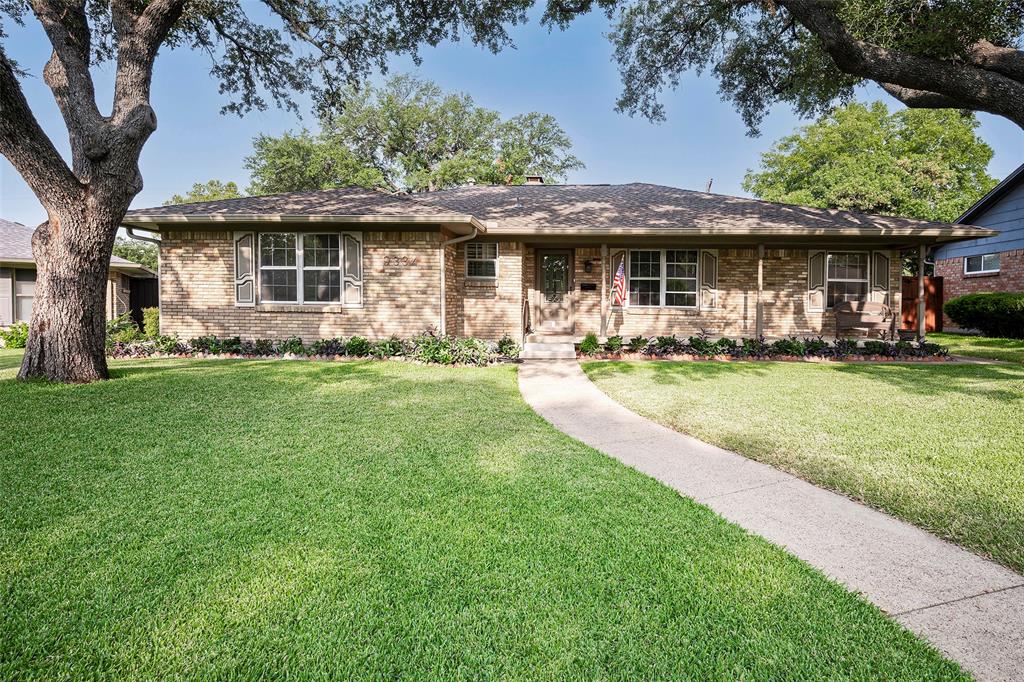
755,244,764,338
600,244,608,338
917,244,927,340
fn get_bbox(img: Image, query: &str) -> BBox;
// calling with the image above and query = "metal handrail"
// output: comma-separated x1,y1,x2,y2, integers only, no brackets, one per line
522,298,532,342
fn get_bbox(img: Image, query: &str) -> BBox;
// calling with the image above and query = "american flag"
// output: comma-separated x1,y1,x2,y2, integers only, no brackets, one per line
612,259,626,306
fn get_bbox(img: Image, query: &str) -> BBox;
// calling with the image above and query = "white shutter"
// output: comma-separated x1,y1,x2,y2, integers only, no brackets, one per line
807,250,826,312
0,268,11,327
871,251,891,305
234,232,255,306
700,249,718,310
343,232,363,306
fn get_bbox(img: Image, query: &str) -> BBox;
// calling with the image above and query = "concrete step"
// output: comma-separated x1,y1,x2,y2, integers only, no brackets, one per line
525,334,576,344
521,341,577,360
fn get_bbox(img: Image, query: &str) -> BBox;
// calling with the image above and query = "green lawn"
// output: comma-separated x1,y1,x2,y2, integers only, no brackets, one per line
0,354,965,679
929,332,1024,363
583,360,1024,576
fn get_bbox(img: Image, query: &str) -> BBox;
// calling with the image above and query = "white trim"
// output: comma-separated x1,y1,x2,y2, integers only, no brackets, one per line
625,248,699,309
963,253,1000,275
257,231,361,307
465,242,499,279
824,250,870,310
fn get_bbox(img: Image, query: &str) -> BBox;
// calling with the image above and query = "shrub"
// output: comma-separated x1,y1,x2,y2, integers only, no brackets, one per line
653,335,680,354
738,337,769,358
832,338,859,358
627,336,648,353
604,335,623,353
861,340,891,356
712,337,737,354
310,338,345,356
345,336,371,357
497,333,520,359
803,336,830,356
142,307,160,338
219,336,243,354
945,292,1024,339
277,336,305,355
453,337,490,366
153,335,185,354
0,322,29,348
770,337,806,357
252,339,277,356
107,312,142,344
687,334,716,356
371,336,404,358
189,335,219,353
579,332,601,356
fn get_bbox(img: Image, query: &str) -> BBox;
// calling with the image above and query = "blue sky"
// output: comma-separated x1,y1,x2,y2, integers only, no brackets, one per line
2,8,1022,227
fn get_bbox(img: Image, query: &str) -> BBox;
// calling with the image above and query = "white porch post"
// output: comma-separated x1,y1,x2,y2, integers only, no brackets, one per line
755,244,765,338
918,244,927,340
600,244,608,339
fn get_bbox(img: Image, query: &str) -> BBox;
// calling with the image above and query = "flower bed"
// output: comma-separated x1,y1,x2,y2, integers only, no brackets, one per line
108,330,521,366
578,333,950,362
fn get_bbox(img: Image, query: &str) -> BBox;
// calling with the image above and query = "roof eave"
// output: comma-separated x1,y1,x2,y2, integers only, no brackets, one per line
486,226,999,239
122,213,486,235
955,162,1024,224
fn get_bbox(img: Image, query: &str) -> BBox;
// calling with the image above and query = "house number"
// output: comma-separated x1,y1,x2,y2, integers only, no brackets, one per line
384,256,417,267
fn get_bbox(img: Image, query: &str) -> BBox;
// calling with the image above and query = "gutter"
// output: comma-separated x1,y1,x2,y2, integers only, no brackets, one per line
125,226,161,245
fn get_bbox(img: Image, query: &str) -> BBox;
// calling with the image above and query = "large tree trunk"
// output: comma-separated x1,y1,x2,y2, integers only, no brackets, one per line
18,201,125,383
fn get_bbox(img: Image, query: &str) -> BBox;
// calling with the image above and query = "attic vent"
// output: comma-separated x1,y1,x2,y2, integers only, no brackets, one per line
524,175,544,185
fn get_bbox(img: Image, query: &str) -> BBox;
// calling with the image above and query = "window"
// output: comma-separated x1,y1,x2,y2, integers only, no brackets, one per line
964,253,1000,275
826,252,868,308
466,242,498,278
258,232,352,304
629,250,661,306
627,249,699,308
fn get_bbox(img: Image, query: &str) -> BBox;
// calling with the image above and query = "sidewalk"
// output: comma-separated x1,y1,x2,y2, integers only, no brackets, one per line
518,359,1024,681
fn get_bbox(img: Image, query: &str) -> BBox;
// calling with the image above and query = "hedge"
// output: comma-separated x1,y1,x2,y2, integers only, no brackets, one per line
585,334,948,360
944,292,1024,339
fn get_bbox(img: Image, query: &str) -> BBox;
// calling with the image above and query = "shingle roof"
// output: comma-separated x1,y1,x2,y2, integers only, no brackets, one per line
0,218,147,268
125,186,463,219
124,182,995,239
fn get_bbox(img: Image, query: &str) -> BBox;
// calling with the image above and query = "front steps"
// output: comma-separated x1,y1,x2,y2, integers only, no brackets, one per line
521,334,576,360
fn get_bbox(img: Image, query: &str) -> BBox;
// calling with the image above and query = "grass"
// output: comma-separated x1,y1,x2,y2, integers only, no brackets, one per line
583,360,1024,576
929,332,1024,363
0,353,966,679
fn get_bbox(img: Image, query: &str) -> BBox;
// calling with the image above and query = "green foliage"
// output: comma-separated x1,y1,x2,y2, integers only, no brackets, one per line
310,338,347,356
604,335,623,353
407,332,491,366
497,333,521,359
107,313,142,344
579,332,601,356
277,337,306,355
246,75,583,195
112,238,158,272
771,338,807,357
345,336,371,357
371,336,405,359
628,336,648,353
945,293,1024,339
743,102,996,222
142,308,160,339
0,322,29,349
165,180,242,205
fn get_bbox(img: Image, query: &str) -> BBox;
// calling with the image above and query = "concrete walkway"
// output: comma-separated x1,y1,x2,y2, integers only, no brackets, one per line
518,359,1024,681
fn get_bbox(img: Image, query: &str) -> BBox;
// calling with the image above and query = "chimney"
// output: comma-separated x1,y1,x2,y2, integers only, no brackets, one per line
524,175,544,185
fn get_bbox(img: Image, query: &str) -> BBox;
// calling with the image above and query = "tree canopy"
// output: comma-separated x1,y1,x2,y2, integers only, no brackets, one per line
112,237,158,272
742,101,997,223
246,75,583,195
165,179,242,205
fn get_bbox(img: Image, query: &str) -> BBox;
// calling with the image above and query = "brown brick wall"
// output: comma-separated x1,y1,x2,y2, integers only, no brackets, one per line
106,272,131,319
447,240,525,340
160,230,444,341
935,249,1024,328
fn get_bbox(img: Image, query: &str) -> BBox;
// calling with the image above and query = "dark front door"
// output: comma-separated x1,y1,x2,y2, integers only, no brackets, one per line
535,249,574,333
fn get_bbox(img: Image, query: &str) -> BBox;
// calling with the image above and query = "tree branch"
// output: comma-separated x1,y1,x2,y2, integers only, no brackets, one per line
779,0,1024,128
0,47,81,212
879,83,962,110
966,40,1024,83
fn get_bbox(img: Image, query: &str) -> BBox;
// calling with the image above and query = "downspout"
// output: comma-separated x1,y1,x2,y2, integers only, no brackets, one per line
439,226,479,335
125,226,160,245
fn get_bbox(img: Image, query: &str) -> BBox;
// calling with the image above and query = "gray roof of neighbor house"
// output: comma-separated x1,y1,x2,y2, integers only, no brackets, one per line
0,218,154,275
123,182,997,243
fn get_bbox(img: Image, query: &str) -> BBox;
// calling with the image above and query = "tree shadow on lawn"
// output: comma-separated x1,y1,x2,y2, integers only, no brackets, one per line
582,359,773,385
830,362,1024,402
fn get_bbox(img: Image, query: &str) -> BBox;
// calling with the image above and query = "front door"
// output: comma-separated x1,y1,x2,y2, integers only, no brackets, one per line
535,249,574,333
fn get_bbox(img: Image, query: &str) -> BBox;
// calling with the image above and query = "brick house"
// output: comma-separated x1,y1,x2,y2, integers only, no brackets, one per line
122,182,992,345
0,218,156,328
934,162,1024,330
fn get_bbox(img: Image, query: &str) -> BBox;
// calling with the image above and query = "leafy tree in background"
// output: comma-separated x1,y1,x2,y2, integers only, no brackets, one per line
0,1,535,383
743,101,997,274
542,0,1024,134
165,180,242,205
112,237,158,272
247,75,584,194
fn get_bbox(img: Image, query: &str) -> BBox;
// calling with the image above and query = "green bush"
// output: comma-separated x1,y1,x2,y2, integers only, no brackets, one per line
579,332,601,356
627,336,648,353
654,335,681,354
345,336,371,357
497,333,520,359
277,337,305,355
310,338,345,356
142,307,160,338
604,335,623,353
371,336,404,358
107,312,142,344
945,292,1024,339
770,337,806,357
0,322,29,348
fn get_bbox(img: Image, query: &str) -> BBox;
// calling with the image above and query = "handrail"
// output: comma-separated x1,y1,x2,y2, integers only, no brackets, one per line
522,298,532,343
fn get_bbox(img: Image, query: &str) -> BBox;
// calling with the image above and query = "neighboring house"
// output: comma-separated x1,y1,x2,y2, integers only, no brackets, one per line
934,162,1024,329
0,218,156,327
121,181,992,343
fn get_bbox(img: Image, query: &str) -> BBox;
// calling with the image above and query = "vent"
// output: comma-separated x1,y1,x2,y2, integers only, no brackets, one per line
524,175,544,185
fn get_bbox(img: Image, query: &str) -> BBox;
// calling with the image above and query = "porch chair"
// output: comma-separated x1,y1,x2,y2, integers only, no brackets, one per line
834,301,894,338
